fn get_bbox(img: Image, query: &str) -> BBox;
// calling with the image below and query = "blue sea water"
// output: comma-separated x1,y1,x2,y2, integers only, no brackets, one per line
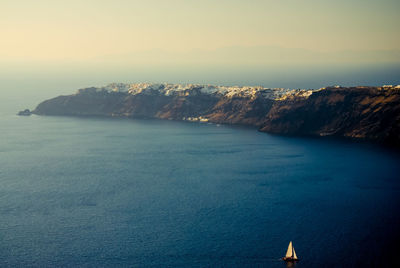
1,90,400,267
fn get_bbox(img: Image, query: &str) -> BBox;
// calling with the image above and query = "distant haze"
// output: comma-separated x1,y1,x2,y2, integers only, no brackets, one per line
1,0,399,93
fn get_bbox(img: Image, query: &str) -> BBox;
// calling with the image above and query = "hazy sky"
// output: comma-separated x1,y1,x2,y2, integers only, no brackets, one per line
1,0,399,61
1,0,399,88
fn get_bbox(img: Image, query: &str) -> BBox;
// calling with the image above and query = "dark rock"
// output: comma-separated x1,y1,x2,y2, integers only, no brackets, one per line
17,109,32,116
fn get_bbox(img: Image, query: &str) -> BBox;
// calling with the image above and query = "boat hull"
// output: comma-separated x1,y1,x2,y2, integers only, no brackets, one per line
282,257,299,262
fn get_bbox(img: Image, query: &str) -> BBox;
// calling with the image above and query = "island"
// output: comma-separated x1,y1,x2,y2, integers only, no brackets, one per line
17,109,32,116
32,83,400,147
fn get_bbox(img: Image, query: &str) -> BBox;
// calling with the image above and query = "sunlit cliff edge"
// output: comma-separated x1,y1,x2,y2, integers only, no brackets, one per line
33,83,400,147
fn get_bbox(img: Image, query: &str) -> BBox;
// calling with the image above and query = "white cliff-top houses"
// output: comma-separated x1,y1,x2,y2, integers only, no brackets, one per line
98,83,296,100
80,83,400,99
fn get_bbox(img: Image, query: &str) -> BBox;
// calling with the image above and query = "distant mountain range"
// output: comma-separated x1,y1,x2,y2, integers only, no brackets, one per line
33,83,400,147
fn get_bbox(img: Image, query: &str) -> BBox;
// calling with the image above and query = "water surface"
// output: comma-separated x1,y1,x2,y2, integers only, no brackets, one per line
0,98,399,267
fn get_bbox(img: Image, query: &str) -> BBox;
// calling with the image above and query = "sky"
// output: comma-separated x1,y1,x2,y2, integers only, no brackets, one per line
1,0,399,88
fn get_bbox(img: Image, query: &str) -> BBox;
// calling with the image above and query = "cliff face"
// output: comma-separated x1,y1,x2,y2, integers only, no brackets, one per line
204,96,273,126
260,87,400,146
34,84,279,126
34,88,127,116
33,83,400,146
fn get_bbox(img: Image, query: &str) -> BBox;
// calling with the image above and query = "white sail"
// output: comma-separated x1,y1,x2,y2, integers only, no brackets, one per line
293,247,298,259
285,241,293,258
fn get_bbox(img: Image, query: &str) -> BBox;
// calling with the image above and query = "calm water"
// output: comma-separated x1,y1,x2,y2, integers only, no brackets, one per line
1,95,400,267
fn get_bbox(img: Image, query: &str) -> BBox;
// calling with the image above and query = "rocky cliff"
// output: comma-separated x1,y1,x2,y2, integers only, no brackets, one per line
34,83,283,126
33,83,400,146
261,86,400,146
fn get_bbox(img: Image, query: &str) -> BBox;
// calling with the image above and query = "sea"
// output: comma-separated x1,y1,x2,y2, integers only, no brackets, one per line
1,83,400,267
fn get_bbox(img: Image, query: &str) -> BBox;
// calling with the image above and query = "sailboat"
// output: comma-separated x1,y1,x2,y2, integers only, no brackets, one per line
282,241,299,262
